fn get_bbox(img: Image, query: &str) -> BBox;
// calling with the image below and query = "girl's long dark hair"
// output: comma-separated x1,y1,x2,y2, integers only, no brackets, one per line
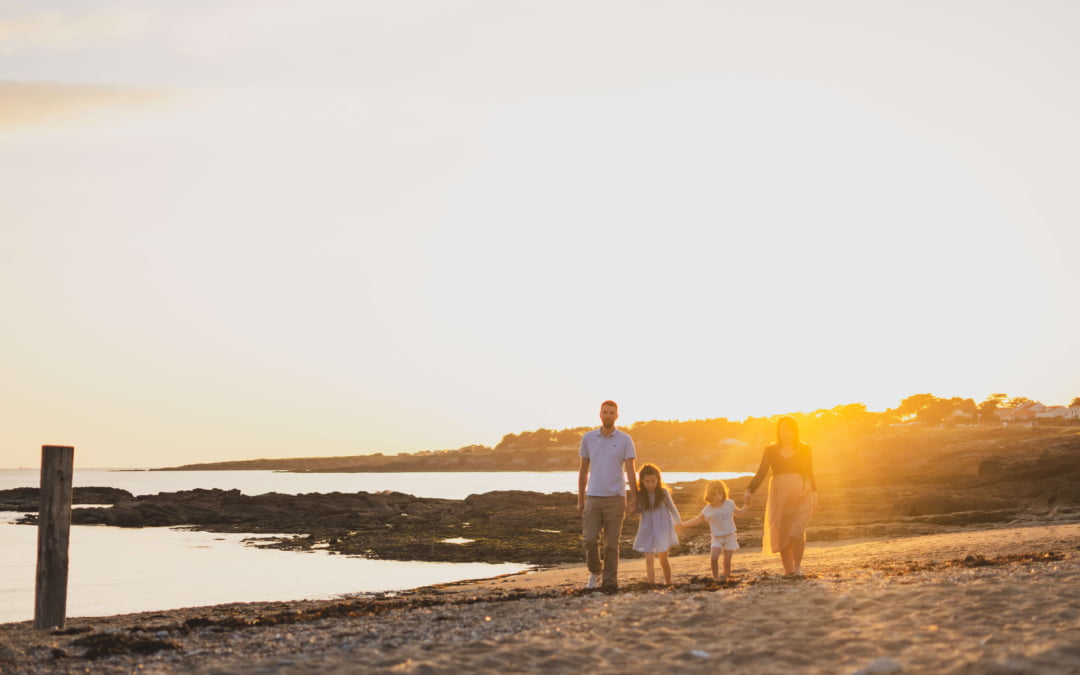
636,463,669,511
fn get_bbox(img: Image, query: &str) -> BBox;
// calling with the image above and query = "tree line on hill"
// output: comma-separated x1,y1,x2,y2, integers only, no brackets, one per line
477,393,1078,471
164,393,1080,474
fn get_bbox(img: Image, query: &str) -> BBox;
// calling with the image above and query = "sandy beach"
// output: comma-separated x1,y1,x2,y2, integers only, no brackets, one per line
2,521,1078,674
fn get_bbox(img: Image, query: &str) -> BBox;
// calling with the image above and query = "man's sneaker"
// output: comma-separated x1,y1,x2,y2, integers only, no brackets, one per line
585,574,601,589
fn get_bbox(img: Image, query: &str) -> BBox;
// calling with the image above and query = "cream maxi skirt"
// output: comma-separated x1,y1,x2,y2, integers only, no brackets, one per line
762,473,814,555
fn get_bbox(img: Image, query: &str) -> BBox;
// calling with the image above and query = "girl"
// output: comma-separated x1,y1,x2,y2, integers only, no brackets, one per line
679,480,749,581
632,463,682,585
743,415,817,577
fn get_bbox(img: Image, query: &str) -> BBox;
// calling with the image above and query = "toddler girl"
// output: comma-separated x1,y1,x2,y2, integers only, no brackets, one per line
678,480,749,581
632,463,682,585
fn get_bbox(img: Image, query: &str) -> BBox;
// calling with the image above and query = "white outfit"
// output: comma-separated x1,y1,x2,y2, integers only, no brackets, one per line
701,500,741,551
632,490,681,554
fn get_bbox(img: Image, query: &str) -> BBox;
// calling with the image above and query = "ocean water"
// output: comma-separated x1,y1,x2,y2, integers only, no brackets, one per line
1,468,749,499
0,511,527,624
0,469,748,624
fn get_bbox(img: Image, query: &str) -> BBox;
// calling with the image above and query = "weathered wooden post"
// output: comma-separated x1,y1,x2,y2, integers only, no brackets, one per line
34,445,74,630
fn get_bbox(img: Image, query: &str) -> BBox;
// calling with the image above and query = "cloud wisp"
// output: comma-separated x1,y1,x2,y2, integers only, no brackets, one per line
0,81,173,134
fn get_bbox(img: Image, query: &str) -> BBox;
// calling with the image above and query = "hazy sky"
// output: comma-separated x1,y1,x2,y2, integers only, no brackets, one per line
3,1,1078,468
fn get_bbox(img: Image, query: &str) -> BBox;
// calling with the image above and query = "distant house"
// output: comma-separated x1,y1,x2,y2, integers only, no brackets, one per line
1000,401,1043,422
1036,405,1070,419
996,401,1080,422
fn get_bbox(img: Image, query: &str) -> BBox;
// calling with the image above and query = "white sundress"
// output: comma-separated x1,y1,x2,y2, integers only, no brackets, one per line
633,490,681,553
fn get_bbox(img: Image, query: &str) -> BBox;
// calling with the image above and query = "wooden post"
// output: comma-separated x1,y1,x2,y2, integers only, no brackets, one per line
34,445,74,630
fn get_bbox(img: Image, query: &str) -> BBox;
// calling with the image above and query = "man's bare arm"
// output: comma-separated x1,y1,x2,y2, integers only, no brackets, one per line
623,458,637,514
577,457,590,516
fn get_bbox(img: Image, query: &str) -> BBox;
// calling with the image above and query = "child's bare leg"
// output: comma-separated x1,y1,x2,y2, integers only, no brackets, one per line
710,548,721,580
659,552,672,585
645,553,656,584
722,549,734,579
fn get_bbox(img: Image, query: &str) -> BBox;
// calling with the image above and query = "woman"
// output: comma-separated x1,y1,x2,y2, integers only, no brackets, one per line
743,416,817,576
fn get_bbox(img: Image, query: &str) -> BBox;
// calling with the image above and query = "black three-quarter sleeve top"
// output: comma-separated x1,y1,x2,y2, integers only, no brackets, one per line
746,442,817,493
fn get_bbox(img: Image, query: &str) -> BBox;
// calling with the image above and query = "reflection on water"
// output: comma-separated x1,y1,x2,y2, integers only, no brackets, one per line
0,517,528,624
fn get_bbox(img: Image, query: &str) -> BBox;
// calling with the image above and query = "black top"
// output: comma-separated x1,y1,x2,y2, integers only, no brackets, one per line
746,442,817,493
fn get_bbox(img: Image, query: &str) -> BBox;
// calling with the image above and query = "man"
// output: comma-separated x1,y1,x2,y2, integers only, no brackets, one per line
578,400,637,590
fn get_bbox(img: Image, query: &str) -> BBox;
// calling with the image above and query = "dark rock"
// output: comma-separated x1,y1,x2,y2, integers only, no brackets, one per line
51,626,92,636
72,632,180,660
0,486,133,512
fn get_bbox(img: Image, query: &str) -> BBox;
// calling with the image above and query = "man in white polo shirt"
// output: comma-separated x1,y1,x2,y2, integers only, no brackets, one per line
578,400,637,590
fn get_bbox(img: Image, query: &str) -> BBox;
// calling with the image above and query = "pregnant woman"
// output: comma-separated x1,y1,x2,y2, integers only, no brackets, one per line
743,415,817,576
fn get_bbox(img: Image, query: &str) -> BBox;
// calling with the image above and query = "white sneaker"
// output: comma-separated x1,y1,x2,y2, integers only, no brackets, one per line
585,574,601,589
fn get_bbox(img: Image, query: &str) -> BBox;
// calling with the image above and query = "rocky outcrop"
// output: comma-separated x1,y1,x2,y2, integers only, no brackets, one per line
0,487,133,512
8,431,1080,566
15,488,593,565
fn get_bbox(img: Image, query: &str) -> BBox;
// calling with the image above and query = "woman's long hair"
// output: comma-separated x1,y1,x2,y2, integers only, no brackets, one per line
636,463,669,511
776,415,800,446
771,415,811,456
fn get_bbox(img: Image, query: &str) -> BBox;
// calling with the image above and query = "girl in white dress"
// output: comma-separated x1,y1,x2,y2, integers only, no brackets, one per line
632,463,682,585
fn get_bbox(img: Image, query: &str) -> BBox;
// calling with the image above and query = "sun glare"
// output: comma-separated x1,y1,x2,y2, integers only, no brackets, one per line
1,3,1078,468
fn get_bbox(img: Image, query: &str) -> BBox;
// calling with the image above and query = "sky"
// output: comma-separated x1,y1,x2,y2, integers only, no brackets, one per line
2,1,1078,468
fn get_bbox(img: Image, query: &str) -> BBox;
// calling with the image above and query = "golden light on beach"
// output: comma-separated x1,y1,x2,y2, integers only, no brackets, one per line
3,8,1079,672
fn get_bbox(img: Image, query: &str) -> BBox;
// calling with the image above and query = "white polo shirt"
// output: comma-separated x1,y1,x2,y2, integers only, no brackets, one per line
579,428,636,497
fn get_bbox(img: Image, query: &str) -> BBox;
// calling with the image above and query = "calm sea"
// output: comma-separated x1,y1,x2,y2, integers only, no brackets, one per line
1,469,746,499
0,469,747,624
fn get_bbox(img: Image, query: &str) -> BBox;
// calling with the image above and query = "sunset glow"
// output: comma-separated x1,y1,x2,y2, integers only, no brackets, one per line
2,1,1078,468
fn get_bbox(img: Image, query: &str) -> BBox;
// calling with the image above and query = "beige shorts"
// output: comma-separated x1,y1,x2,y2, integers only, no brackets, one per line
710,533,739,551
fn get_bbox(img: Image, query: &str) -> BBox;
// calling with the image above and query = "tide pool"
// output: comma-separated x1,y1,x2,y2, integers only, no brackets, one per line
0,511,527,624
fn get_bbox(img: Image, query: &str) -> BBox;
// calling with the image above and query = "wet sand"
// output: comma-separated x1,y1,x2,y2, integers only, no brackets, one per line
2,522,1078,674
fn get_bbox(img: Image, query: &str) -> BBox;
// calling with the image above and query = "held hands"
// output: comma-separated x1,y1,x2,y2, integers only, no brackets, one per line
743,490,753,507
679,514,703,529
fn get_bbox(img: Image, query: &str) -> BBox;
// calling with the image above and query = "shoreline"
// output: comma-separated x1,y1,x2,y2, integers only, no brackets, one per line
2,521,1079,673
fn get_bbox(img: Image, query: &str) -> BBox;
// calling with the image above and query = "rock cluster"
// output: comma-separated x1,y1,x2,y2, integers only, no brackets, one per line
0,487,132,512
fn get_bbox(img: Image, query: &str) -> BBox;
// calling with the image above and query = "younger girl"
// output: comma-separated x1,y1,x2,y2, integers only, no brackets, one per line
678,480,749,581
632,463,682,585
